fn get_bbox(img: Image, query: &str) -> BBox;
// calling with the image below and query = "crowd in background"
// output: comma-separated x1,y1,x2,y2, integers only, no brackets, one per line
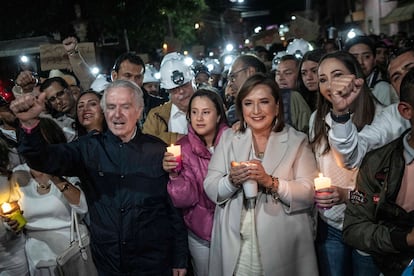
0,29,414,276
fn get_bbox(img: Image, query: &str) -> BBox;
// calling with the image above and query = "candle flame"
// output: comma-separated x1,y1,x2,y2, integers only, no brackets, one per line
318,173,323,178
1,202,12,213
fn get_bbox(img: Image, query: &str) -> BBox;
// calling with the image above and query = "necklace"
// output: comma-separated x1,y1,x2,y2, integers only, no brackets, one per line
256,151,265,160
252,136,266,160
37,181,51,190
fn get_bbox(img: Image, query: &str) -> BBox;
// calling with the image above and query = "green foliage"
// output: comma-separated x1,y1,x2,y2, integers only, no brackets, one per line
85,0,208,51
0,0,208,52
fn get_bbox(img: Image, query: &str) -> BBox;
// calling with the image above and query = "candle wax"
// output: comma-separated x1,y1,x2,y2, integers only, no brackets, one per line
314,173,331,191
167,144,182,172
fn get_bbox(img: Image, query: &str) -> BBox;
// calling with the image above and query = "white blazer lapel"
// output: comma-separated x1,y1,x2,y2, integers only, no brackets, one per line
231,128,253,163
261,128,289,175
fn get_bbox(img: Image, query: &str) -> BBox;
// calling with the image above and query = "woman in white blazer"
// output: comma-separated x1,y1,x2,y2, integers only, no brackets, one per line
204,73,318,276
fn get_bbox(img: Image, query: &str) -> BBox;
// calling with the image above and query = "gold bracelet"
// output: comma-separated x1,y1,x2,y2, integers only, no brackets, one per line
265,175,275,191
266,175,280,201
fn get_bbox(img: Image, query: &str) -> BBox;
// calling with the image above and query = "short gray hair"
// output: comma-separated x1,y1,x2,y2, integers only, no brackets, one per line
100,80,144,112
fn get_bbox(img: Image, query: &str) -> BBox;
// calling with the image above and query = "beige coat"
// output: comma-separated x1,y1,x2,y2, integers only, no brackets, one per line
142,101,181,145
204,126,318,276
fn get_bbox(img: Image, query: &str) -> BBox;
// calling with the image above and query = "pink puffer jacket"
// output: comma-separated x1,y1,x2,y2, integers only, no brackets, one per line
167,123,228,241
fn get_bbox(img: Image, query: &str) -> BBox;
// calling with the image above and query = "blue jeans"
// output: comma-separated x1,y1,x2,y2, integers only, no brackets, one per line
316,218,380,276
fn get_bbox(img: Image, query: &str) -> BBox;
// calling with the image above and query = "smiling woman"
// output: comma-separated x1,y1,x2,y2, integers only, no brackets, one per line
75,90,106,136
204,73,318,275
309,51,382,276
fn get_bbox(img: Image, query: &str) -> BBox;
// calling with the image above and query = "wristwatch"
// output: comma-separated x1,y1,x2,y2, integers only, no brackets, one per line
330,109,351,123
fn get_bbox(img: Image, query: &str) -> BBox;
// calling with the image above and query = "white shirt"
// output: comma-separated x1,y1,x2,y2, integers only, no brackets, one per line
168,104,188,135
13,164,88,275
371,81,399,106
328,103,410,169
309,112,356,230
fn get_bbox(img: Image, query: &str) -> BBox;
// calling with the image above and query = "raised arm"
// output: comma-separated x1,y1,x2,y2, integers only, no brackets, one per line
328,104,410,168
10,92,83,177
63,36,95,90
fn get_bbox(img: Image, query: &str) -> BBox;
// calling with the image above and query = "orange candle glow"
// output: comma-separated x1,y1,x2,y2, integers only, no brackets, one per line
167,144,181,157
1,202,26,231
314,173,331,191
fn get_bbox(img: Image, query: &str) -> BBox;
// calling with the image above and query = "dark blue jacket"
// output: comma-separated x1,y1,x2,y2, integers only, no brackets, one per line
18,126,188,275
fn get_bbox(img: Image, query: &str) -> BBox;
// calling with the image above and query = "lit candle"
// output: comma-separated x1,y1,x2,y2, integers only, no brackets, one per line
1,202,26,231
166,144,182,171
314,173,331,191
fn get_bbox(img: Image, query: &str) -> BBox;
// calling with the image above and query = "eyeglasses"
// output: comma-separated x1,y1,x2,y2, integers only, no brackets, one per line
47,89,66,103
228,67,248,82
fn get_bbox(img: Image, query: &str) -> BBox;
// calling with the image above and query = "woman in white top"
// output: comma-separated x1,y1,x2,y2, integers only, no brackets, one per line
0,137,29,276
309,51,382,276
11,118,88,275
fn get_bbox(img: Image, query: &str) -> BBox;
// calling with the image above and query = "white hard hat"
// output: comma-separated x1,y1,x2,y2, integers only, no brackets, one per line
143,64,160,84
90,74,110,93
286,38,314,59
204,58,222,75
160,52,194,90
271,51,287,71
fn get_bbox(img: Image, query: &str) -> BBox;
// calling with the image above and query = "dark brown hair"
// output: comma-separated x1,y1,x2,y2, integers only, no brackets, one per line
39,117,67,145
187,87,229,146
235,73,285,133
310,51,379,154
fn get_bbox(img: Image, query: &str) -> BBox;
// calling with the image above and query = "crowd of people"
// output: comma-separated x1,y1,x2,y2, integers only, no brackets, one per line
0,31,413,276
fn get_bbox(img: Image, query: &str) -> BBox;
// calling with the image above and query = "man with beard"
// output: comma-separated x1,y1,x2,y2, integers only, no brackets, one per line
40,77,77,141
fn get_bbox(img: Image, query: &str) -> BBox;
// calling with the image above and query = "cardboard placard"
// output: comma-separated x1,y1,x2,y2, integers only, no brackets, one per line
40,42,96,71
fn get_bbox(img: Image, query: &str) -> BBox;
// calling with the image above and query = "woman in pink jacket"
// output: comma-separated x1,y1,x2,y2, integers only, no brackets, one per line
163,88,228,276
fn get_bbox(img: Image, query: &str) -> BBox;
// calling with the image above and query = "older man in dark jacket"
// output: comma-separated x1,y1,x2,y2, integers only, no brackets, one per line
11,80,188,275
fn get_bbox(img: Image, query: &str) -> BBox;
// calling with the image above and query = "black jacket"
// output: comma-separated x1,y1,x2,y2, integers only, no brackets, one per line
343,130,414,276
18,126,188,275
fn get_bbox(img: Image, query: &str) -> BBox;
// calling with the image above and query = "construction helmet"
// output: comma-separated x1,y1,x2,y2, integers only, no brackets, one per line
143,64,160,84
160,52,194,90
271,51,287,71
286,38,314,59
90,74,110,94
204,58,222,75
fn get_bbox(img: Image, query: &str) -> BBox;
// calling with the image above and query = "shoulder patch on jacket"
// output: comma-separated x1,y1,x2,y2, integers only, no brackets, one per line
349,190,368,205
